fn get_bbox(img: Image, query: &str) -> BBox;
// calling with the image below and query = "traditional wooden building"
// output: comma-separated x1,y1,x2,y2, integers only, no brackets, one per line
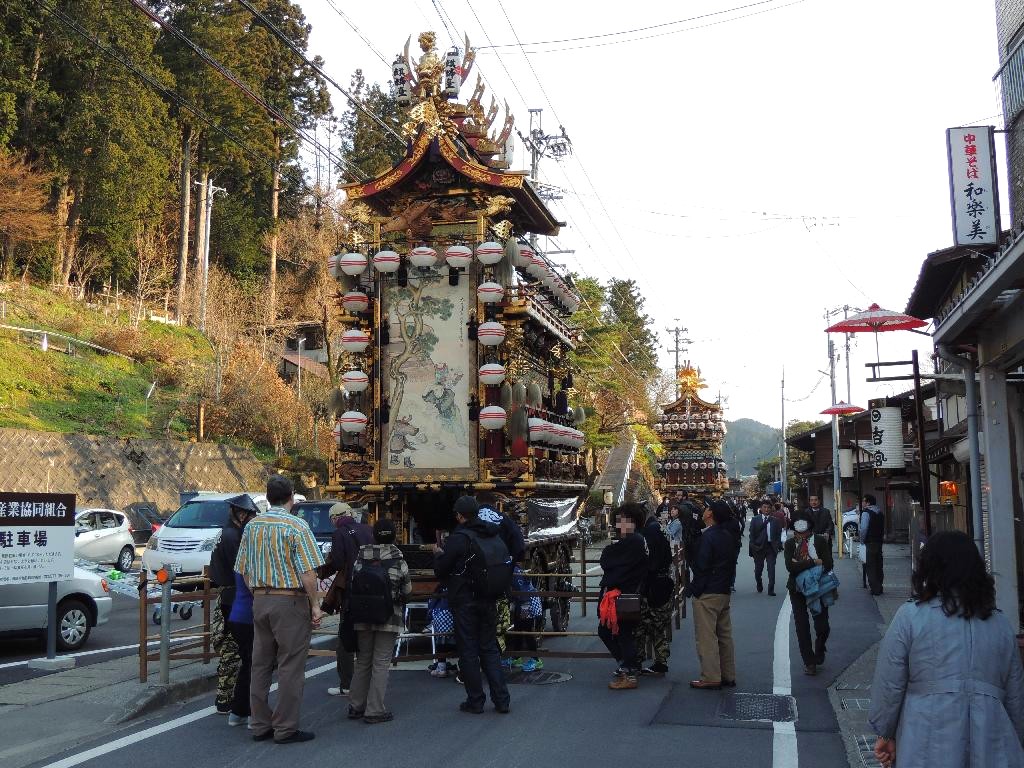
653,363,728,495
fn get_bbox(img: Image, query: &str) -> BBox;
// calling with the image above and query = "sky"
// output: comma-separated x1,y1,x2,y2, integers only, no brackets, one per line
299,0,1005,427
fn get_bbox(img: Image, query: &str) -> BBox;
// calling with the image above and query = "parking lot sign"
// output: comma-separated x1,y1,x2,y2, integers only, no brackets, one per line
0,492,76,585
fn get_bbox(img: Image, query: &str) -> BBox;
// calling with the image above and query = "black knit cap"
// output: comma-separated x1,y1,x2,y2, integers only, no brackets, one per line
454,495,480,520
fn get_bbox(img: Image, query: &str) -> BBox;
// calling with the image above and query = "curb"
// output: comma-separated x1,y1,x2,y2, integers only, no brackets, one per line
104,670,218,725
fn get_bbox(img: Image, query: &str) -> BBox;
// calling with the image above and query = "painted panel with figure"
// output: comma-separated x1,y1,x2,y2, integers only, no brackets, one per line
381,273,475,480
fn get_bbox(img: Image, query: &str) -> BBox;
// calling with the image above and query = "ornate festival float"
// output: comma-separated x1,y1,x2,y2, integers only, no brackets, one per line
325,32,586,630
653,363,729,496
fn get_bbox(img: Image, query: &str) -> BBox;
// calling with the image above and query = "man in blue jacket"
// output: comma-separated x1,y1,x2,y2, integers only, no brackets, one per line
686,500,737,690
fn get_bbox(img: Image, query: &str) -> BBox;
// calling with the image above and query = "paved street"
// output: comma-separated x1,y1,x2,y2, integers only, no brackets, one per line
19,542,887,768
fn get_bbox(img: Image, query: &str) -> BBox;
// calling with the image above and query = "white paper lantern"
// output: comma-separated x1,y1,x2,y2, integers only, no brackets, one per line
342,291,369,314
681,462,689,470
700,462,708,469
654,423,663,432
479,405,507,430
409,245,438,268
698,422,706,430
479,363,506,386
477,281,505,304
515,244,535,269
331,422,342,440
342,369,369,393
477,321,506,346
339,410,368,433
445,244,473,269
527,254,547,279
655,462,663,471
327,253,340,277
671,462,680,470
339,252,367,276
372,250,401,273
528,417,546,443
476,241,504,265
340,329,370,353
689,422,697,430
869,406,905,469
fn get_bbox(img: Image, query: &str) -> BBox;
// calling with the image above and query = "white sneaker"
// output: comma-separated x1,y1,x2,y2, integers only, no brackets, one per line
227,713,248,727
327,686,349,696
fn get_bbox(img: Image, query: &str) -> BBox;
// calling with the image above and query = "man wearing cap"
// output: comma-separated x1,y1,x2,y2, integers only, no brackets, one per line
784,513,833,676
433,495,511,714
235,475,324,744
319,502,372,697
209,494,260,715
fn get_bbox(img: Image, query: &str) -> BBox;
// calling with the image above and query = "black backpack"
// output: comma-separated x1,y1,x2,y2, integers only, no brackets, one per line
459,529,513,599
347,558,398,624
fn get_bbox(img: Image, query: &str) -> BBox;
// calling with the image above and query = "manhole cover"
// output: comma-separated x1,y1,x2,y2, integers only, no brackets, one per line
717,693,797,723
506,670,572,685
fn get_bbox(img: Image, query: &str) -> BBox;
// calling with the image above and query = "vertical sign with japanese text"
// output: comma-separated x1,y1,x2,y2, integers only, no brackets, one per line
946,126,1000,247
869,407,905,470
0,492,76,585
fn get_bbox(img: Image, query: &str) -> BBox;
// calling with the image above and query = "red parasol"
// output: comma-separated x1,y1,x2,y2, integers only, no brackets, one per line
820,401,864,416
824,304,927,334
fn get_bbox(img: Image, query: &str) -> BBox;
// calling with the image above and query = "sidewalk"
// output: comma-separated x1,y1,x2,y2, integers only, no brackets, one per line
828,542,913,768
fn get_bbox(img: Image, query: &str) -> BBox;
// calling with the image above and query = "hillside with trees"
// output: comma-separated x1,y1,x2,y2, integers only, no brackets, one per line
723,418,779,476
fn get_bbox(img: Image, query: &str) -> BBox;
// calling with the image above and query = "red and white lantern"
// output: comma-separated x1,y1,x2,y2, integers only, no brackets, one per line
342,369,369,393
477,321,506,346
409,245,438,268
479,363,506,386
372,250,401,273
479,405,507,430
528,417,547,443
342,291,369,314
476,241,504,265
445,244,473,269
341,328,370,353
339,411,368,433
514,244,535,269
327,253,340,277
331,422,342,440
477,281,505,304
339,252,368,276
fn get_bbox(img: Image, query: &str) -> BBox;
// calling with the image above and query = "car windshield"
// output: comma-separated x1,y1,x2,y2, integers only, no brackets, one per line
294,504,336,536
164,500,231,529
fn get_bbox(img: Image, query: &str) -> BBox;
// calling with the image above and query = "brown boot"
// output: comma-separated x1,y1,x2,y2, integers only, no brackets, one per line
608,674,638,690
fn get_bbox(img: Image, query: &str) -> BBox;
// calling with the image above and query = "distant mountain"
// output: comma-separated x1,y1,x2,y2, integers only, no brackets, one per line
724,418,781,476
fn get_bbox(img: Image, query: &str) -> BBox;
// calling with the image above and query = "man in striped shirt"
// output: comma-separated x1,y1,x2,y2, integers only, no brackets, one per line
235,474,324,744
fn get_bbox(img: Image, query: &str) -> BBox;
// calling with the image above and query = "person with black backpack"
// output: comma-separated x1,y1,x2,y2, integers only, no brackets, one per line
433,495,513,714
345,518,410,724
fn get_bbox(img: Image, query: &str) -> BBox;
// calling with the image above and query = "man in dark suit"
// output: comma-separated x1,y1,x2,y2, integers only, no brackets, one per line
747,500,781,596
806,495,834,545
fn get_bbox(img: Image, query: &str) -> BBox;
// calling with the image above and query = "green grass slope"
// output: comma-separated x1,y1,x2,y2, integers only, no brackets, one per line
0,284,211,438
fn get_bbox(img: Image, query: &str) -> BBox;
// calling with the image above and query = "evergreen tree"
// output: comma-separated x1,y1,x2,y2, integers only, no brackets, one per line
338,69,406,181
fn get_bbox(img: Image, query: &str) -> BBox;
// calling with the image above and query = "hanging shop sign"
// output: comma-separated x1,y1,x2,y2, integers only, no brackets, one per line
946,126,1000,247
869,407,904,469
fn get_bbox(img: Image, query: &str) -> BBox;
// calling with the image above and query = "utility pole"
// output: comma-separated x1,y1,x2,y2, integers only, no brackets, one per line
196,178,226,334
518,109,572,247
781,369,788,501
665,322,691,397
829,338,842,555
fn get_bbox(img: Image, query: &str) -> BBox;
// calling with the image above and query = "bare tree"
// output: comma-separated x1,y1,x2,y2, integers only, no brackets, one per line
131,228,174,328
0,151,55,280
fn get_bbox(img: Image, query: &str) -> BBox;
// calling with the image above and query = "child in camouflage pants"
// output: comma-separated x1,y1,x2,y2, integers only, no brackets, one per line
635,597,672,675
212,604,240,712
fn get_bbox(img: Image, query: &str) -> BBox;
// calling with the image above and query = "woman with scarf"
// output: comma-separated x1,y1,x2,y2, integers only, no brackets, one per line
597,503,649,690
784,513,833,676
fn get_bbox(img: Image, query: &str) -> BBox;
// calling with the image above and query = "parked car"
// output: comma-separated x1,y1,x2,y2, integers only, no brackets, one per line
842,507,860,537
293,500,341,557
142,492,268,579
122,502,165,546
74,508,136,572
0,568,113,651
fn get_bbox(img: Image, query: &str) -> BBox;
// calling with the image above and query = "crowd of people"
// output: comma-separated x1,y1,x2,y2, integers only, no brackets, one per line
201,475,1024,764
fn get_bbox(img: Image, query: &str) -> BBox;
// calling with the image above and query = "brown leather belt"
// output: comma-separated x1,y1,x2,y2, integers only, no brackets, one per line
256,588,306,596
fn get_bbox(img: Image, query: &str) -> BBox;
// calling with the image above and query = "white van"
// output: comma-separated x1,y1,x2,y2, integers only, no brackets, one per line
142,492,268,578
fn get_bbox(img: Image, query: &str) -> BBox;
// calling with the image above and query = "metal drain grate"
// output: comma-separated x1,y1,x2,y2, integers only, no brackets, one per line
717,693,797,723
840,697,871,711
506,670,572,685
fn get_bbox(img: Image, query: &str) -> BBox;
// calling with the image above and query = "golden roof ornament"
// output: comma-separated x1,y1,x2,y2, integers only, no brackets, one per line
676,362,707,396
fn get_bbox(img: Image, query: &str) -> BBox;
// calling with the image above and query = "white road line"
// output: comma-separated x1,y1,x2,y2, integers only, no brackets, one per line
772,595,797,768
41,662,336,768
0,636,203,670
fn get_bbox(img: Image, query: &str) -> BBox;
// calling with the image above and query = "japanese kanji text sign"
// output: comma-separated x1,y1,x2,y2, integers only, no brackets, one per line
0,492,76,585
947,126,1000,247
869,407,905,470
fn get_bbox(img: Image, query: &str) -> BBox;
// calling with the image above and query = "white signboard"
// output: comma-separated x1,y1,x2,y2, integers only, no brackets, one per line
869,407,904,469
946,126,1000,246
0,493,76,585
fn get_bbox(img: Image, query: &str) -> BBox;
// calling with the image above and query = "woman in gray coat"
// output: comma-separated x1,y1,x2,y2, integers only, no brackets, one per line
869,531,1024,767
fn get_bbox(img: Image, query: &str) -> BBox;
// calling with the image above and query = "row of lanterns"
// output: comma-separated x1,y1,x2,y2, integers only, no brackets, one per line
659,412,722,422
513,244,580,314
328,241,507,278
655,421,724,432
474,406,584,448
656,461,727,471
